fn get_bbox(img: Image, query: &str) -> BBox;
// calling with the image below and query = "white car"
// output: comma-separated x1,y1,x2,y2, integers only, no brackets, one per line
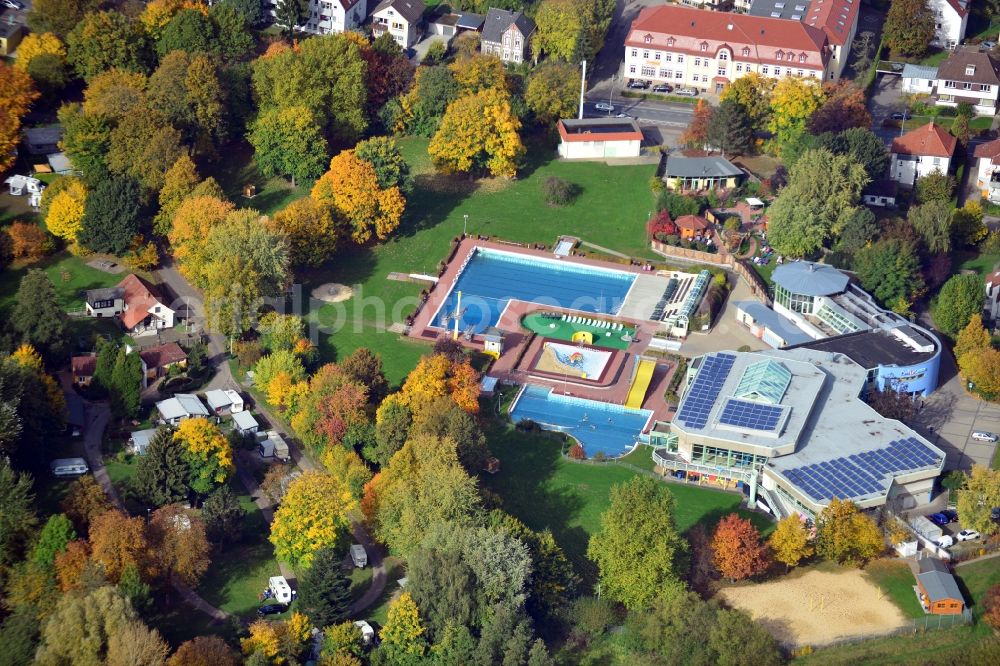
594,102,615,112
956,529,981,542
971,431,997,442
2,0,24,9
937,535,954,548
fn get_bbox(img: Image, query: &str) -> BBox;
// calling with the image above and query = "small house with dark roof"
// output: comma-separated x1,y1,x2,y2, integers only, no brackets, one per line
933,46,1000,116
557,118,643,160
372,0,425,48
862,179,898,208
664,155,744,192
674,215,710,240
916,557,965,615
72,354,97,386
481,8,535,64
138,342,187,388
22,126,64,156
85,286,125,319
889,123,958,186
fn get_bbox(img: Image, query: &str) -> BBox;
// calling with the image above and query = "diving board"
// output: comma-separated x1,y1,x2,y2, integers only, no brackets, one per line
625,358,655,409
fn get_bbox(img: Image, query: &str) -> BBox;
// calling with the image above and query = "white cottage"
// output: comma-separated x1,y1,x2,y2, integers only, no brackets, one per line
889,123,957,187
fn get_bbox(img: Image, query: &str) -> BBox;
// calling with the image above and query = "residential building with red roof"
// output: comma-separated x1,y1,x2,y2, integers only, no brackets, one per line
624,5,831,96
930,0,969,49
747,0,860,79
973,138,1000,203
889,122,958,186
86,274,175,335
138,342,187,388
674,214,711,240
71,354,96,386
933,46,1000,116
265,0,368,35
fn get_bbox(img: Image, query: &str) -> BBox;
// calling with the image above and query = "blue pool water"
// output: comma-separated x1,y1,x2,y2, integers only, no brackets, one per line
433,248,636,333
509,385,652,458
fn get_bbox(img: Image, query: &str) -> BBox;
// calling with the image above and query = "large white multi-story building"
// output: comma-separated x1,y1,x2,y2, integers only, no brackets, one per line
624,5,831,95
747,0,861,80
934,46,1000,116
266,0,368,35
929,0,969,50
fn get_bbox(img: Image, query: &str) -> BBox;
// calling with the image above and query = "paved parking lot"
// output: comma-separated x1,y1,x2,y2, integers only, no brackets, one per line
868,73,909,146
913,352,1000,471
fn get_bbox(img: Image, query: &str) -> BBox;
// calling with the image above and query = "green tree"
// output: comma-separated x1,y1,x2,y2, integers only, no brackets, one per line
915,170,955,204
402,65,459,136
822,127,890,182
209,2,255,60
10,269,69,362
408,545,476,639
57,103,112,185
79,176,144,255
28,53,70,97
35,586,137,665
932,273,984,335
623,584,717,663
219,0,263,26
884,0,935,58
107,107,185,192
117,563,152,613
66,11,150,80
109,346,142,418
706,98,753,157
411,398,489,473
339,348,390,405
31,514,77,567
952,201,987,248
274,0,308,37
835,207,877,254
956,465,1000,535
587,475,687,609
709,608,783,666
533,0,588,63
853,238,924,306
201,485,246,545
524,61,580,126
767,147,869,257
28,0,101,38
297,547,352,628
354,136,411,191
0,606,40,666
0,458,37,567
815,498,884,565
908,200,954,254
134,428,192,506
157,9,216,57
370,395,412,465
249,107,328,186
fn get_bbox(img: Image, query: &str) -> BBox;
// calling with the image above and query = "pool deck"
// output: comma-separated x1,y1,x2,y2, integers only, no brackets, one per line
407,237,678,426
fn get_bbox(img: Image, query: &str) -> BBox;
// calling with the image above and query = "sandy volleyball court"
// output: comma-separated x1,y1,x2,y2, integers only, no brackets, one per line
718,568,909,647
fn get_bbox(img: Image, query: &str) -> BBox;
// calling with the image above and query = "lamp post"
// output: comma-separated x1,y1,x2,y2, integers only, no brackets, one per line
608,75,616,116
463,214,468,237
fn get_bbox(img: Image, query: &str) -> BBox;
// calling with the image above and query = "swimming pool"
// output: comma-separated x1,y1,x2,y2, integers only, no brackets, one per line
433,248,636,333
509,384,653,458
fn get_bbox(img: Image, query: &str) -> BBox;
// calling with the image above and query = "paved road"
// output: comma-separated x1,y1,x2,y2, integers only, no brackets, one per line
581,99,694,127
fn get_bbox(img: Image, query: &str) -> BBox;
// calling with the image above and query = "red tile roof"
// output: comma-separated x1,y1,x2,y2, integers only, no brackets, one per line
72,355,96,377
974,137,1000,165
890,123,958,159
139,342,187,370
943,0,968,17
987,270,1000,289
117,274,164,330
626,5,830,70
675,215,710,230
804,0,862,47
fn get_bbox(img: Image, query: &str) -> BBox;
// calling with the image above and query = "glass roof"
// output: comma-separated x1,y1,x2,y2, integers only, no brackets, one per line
733,359,791,405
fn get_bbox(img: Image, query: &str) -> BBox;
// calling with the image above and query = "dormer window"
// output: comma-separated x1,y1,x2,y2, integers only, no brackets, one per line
966,64,976,76
667,37,675,47
644,34,652,44
799,53,807,62
776,50,784,60
742,46,751,56
700,41,708,51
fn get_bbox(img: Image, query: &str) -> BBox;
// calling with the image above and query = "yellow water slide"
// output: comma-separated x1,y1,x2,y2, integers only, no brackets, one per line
625,358,655,409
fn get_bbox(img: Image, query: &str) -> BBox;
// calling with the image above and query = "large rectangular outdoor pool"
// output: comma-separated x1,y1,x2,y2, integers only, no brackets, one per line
509,384,652,458
432,248,636,333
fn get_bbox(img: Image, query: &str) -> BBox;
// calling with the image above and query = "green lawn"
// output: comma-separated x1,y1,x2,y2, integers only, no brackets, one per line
521,312,636,350
618,444,658,472
481,417,772,586
0,253,129,314
864,560,924,619
304,136,659,386
205,140,309,216
956,557,1000,618
365,557,406,625
954,250,1000,278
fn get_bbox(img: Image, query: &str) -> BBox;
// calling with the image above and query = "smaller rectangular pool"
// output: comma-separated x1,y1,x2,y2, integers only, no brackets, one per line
509,384,652,458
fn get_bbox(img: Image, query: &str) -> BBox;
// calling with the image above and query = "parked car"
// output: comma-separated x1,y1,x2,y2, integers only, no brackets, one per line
594,102,615,112
257,603,289,617
942,509,959,523
956,529,981,542
937,535,954,548
652,84,672,93
890,111,912,120
927,512,950,526
674,87,699,97
971,431,998,442
627,79,649,89
992,506,1000,522
890,62,905,72
2,0,24,9
615,113,631,119
982,40,997,50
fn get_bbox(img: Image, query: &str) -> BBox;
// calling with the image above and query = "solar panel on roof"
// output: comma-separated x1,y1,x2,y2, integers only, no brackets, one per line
674,353,736,430
718,399,786,432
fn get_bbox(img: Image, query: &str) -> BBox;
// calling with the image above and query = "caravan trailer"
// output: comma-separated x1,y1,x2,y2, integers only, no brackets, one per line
50,458,89,477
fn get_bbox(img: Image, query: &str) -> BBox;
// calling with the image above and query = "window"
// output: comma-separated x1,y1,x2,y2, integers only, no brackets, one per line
695,57,701,66
515,38,520,48
762,65,769,74
964,82,973,90
631,49,638,57
660,68,671,78
667,37,675,46
799,53,806,63
654,52,661,60
642,66,655,77
664,54,672,62
94,299,115,310
700,41,708,51
644,34,652,44
718,67,727,76
933,157,941,165
629,65,636,73
392,21,403,29
979,84,990,91
775,67,781,75
736,63,743,72
675,71,683,79
944,80,957,88
966,65,976,76
643,50,650,59
776,51,783,61
719,51,728,60
810,70,817,77
797,69,804,77
742,47,750,56
677,55,684,63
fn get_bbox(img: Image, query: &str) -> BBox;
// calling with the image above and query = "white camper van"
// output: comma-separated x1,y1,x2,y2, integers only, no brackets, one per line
268,575,295,604
50,458,89,477
350,544,368,568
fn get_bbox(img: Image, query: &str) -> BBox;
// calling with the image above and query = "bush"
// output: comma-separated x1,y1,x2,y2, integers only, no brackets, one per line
542,176,579,206
646,210,678,238
657,190,705,218
424,40,447,65
568,443,586,460
571,596,616,636
7,222,54,259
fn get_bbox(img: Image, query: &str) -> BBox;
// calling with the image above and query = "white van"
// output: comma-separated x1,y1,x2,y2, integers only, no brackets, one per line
268,575,294,604
971,431,998,442
50,458,89,477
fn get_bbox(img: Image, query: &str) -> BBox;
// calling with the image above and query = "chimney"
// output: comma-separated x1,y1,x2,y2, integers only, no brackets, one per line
727,23,734,30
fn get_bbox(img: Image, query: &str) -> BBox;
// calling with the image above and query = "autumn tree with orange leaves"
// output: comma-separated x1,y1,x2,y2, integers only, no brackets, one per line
808,80,871,134
0,62,40,172
711,513,771,582
88,510,153,583
397,353,480,422
681,99,713,149
428,87,524,178
148,504,211,587
311,150,406,245
54,539,91,591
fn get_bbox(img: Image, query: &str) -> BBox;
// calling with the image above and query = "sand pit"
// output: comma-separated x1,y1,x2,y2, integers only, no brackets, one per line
718,568,908,647
312,283,354,303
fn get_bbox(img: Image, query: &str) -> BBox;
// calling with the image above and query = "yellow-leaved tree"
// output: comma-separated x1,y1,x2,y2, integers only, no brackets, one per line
267,197,343,268
720,71,775,131
814,498,883,566
768,514,814,571
14,32,66,71
173,417,233,494
82,68,148,120
45,179,87,243
380,592,427,659
428,88,524,178
241,614,312,665
268,471,356,568
768,76,826,149
398,354,480,422
167,195,235,279
311,151,405,245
